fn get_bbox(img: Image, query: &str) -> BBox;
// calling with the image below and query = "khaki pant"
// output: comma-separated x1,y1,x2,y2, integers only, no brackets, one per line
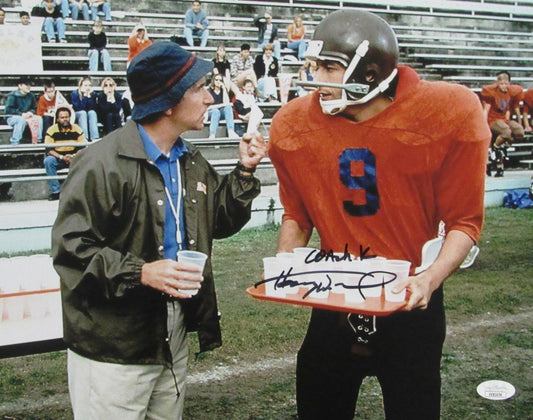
68,301,188,420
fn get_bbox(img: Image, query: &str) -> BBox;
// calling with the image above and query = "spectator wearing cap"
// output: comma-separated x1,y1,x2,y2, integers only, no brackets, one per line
254,12,281,59
184,0,209,47
52,41,267,419
127,23,152,65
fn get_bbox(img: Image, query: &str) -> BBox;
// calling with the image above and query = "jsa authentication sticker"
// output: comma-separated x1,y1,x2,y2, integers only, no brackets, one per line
476,380,516,401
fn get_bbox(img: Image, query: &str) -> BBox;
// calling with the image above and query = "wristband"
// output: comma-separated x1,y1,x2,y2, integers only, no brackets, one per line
236,161,256,174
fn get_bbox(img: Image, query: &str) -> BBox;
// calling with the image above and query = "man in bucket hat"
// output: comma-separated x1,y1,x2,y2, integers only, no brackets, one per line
52,42,267,419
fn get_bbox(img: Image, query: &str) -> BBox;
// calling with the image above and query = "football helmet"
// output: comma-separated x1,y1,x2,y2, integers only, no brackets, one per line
303,10,399,115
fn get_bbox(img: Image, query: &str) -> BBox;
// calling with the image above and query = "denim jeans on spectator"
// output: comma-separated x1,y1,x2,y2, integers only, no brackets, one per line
258,76,278,100
88,49,112,71
208,106,234,136
44,155,67,194
70,2,90,20
59,0,69,17
43,17,66,41
287,40,307,59
7,115,43,144
76,110,99,140
91,3,111,21
184,27,209,47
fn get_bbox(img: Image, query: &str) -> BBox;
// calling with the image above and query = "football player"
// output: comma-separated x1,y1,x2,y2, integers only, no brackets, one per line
268,10,490,420
481,71,524,176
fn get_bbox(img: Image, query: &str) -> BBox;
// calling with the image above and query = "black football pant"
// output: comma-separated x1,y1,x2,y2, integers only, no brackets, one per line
296,287,446,420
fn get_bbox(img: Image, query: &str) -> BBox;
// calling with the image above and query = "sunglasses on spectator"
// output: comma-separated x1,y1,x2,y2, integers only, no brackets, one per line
104,83,114,87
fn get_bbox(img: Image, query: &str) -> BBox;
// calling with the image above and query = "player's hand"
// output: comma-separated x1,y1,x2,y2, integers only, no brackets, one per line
141,259,203,299
393,272,435,311
238,132,267,171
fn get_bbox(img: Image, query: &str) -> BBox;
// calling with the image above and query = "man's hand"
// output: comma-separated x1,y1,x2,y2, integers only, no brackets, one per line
393,271,436,311
63,154,78,164
238,132,267,171
141,259,203,299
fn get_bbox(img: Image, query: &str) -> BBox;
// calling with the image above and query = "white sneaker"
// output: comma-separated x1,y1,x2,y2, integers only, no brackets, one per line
227,130,239,138
208,134,215,139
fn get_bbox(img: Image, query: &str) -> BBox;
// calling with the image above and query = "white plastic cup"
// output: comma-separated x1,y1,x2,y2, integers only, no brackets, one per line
305,261,330,299
177,250,208,296
383,259,411,302
357,259,383,298
342,259,365,303
291,247,318,290
275,252,299,294
263,257,286,297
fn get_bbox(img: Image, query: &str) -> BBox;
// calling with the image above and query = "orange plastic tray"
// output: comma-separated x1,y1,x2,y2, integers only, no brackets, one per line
246,283,406,316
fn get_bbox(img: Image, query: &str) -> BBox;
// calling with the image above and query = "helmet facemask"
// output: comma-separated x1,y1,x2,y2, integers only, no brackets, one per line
298,10,400,115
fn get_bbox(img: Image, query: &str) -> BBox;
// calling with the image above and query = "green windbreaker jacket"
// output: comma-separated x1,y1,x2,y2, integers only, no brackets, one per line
52,120,261,366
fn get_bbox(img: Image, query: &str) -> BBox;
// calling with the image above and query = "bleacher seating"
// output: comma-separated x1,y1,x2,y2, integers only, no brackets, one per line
1,0,533,200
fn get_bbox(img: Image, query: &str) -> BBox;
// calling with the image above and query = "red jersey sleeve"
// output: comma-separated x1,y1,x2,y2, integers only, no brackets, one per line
269,103,314,233
434,88,490,243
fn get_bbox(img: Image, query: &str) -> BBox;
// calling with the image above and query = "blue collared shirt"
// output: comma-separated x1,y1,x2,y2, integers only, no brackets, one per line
138,124,187,260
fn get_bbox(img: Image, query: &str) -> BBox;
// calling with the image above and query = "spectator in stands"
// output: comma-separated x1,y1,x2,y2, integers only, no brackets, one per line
71,76,99,141
235,79,264,134
206,74,238,139
68,0,90,21
52,41,265,420
37,80,73,140
33,0,67,43
0,8,5,24
127,23,152,66
88,0,111,21
286,15,307,60
254,12,280,59
43,107,86,200
212,44,231,88
297,58,317,97
481,71,524,176
20,11,30,25
95,77,131,134
230,43,257,88
53,0,70,19
254,43,279,102
88,20,112,71
5,78,42,144
184,0,209,48
521,88,533,132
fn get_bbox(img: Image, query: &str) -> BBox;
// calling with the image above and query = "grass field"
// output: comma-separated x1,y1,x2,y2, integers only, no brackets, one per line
0,207,532,419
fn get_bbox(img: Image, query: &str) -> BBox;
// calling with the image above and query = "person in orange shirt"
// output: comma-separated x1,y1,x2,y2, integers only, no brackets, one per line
269,10,489,420
127,23,152,66
521,88,533,132
286,15,307,59
481,71,524,176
